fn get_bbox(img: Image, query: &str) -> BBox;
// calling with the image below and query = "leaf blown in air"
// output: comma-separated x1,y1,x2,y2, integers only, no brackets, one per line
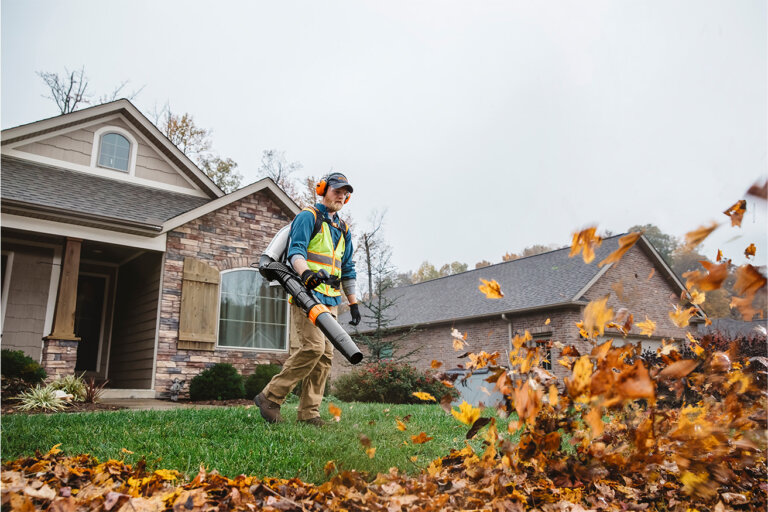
478,278,503,299
598,231,643,267
569,226,602,264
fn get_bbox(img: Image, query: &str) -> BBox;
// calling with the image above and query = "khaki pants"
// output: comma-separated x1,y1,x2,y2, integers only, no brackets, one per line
263,303,336,421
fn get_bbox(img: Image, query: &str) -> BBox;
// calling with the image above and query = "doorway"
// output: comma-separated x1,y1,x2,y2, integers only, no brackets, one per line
75,274,108,372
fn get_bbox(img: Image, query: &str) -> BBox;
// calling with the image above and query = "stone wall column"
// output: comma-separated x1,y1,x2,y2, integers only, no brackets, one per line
41,339,79,382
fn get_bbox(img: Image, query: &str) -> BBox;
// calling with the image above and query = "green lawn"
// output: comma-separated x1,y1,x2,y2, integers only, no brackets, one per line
1,397,513,484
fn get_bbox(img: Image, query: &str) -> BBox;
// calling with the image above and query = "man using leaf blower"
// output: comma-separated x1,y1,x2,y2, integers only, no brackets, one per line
255,172,362,426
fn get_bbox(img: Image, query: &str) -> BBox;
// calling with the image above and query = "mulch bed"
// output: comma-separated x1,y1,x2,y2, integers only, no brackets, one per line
175,398,255,407
0,399,127,415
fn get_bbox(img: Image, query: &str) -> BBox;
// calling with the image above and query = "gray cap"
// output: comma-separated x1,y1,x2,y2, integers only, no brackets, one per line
327,172,353,193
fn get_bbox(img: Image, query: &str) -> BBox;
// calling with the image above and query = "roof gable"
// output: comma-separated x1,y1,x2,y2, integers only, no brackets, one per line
2,99,223,198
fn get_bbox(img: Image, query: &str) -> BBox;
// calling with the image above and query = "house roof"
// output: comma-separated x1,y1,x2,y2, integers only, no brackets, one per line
341,234,694,331
1,99,223,198
1,155,210,233
698,318,767,338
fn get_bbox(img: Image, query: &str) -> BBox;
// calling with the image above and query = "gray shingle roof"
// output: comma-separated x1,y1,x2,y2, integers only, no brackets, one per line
1,155,210,228
341,236,630,330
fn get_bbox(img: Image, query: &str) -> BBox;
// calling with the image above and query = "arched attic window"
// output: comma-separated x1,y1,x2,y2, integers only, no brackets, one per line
97,132,131,171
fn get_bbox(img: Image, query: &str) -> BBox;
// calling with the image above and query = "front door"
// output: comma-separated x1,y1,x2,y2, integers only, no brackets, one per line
75,274,107,372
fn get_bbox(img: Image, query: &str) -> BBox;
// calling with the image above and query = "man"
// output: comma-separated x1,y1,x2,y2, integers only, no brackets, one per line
255,172,362,426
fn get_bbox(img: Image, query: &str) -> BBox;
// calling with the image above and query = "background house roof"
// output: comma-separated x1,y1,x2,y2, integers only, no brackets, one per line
1,155,210,231
698,318,767,338
341,235,680,330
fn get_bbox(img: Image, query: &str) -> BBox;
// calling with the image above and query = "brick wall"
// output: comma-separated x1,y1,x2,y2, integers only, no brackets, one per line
154,191,294,398
332,243,692,387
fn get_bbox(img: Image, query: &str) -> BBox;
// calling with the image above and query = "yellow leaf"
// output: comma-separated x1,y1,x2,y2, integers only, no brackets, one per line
366,447,376,458
669,306,696,328
548,384,559,408
412,391,436,402
396,419,407,431
121,448,134,454
323,460,337,476
545,318,551,325
48,444,62,456
478,278,504,299
451,401,481,425
581,295,614,338
410,455,419,462
635,316,656,337
329,403,342,421
570,227,603,264
452,337,465,351
689,289,706,305
598,231,643,268
154,469,179,481
430,360,443,369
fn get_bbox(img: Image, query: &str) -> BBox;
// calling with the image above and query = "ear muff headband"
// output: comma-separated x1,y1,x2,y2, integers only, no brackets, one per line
315,174,351,203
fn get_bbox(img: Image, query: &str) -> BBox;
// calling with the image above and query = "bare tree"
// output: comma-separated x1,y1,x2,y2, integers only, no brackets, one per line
96,80,145,104
257,150,303,200
37,67,90,114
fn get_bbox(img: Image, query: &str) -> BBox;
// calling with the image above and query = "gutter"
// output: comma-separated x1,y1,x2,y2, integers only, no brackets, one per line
1,200,164,235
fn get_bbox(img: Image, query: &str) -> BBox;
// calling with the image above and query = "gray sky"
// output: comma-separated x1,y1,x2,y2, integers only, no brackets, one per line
2,0,766,274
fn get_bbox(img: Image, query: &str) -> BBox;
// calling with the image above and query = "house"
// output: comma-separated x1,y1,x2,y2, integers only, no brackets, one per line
1,99,300,398
337,235,706,382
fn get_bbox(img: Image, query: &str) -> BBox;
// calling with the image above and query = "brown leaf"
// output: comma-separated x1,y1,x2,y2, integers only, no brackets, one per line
439,394,454,414
723,199,747,227
683,260,729,292
684,222,720,250
598,231,643,267
732,264,766,297
659,359,699,379
358,433,371,448
745,243,757,259
746,179,768,199
410,432,434,444
465,417,492,439
616,360,655,400
323,460,337,476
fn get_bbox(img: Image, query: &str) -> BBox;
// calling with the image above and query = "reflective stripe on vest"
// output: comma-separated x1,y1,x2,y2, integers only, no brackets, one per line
306,222,345,297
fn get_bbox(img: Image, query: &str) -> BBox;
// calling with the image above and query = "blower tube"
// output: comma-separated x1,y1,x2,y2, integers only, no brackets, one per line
258,254,363,365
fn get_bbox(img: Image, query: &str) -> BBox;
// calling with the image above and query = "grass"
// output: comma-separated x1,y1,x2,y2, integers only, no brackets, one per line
1,397,518,484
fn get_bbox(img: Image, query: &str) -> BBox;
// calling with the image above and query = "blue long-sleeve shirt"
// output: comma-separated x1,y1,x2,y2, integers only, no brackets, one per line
287,203,356,306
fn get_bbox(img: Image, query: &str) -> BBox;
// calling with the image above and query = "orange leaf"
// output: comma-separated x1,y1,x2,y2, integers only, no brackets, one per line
616,360,655,400
598,231,643,268
730,295,762,321
545,318,551,325
396,419,407,431
585,406,604,438
328,403,342,421
478,278,504,299
548,384,559,408
732,264,767,297
580,295,614,337
570,227,602,264
659,359,699,379
723,199,747,227
689,289,706,305
412,391,436,402
683,222,720,250
410,432,433,444
430,360,443,369
716,249,723,262
745,243,757,259
683,260,729,292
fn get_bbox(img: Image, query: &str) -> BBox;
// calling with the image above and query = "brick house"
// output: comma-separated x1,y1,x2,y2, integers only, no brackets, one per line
1,100,300,398
337,235,706,382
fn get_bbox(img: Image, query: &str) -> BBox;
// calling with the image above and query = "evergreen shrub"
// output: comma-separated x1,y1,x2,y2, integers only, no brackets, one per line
244,364,282,398
1,349,47,384
189,363,244,401
333,361,458,404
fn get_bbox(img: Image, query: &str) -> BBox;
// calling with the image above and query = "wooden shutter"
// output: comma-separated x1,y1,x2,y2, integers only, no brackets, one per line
178,257,220,351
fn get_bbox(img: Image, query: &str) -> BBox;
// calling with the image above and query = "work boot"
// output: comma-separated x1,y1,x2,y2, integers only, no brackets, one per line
298,417,328,427
254,393,283,424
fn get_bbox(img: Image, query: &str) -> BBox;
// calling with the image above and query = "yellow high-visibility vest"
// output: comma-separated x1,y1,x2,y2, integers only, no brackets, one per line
305,221,345,297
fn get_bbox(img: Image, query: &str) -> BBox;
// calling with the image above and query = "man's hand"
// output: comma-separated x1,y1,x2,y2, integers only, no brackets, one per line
349,303,361,326
301,269,329,290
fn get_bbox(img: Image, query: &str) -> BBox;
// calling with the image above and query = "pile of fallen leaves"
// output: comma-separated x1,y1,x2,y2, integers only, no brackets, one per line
3,182,767,511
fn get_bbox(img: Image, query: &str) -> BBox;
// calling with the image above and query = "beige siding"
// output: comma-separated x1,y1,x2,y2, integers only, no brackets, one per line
1,245,55,361
108,252,162,389
14,117,195,190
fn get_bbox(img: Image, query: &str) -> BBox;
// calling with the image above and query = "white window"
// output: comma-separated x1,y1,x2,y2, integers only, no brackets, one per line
97,132,131,171
532,334,552,370
218,269,289,350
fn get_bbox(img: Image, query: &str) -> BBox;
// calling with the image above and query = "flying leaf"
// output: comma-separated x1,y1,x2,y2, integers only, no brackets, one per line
329,403,342,422
683,260,729,292
396,419,407,431
683,222,720,250
451,401,482,425
689,289,706,305
647,268,655,281
451,328,467,340
439,394,454,414
732,264,767,297
723,199,747,227
659,359,699,379
480,386,490,396
548,384,559,408
465,417,492,439
479,279,504,299
669,306,696,328
545,318,551,325
452,338,465,351
413,391,436,402
598,231,643,268
716,249,723,262
323,460,337,476
616,360,655,400
431,360,443,369
744,243,757,259
570,227,603,264
730,295,761,321
411,432,434,444
585,406,604,438
746,179,768,199
580,295,614,337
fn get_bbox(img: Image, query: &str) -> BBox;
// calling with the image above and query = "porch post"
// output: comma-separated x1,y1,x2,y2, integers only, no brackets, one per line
42,237,81,381
48,237,82,340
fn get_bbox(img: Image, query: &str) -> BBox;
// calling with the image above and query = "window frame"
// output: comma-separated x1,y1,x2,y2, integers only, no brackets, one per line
215,268,290,352
90,126,139,175
531,333,553,370
1,250,14,333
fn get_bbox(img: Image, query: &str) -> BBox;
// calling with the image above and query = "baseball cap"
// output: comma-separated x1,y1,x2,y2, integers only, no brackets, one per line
327,172,353,193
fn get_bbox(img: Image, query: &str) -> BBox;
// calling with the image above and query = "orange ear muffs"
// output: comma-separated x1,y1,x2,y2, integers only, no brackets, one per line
315,178,328,196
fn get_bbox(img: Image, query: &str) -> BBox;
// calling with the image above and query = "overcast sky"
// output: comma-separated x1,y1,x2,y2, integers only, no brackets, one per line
2,1,766,274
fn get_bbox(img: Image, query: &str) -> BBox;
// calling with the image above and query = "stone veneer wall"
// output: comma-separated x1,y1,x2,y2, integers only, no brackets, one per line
40,338,79,382
154,191,293,398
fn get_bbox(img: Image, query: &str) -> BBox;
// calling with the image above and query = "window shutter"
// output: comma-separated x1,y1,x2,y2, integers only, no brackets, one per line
178,257,220,351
